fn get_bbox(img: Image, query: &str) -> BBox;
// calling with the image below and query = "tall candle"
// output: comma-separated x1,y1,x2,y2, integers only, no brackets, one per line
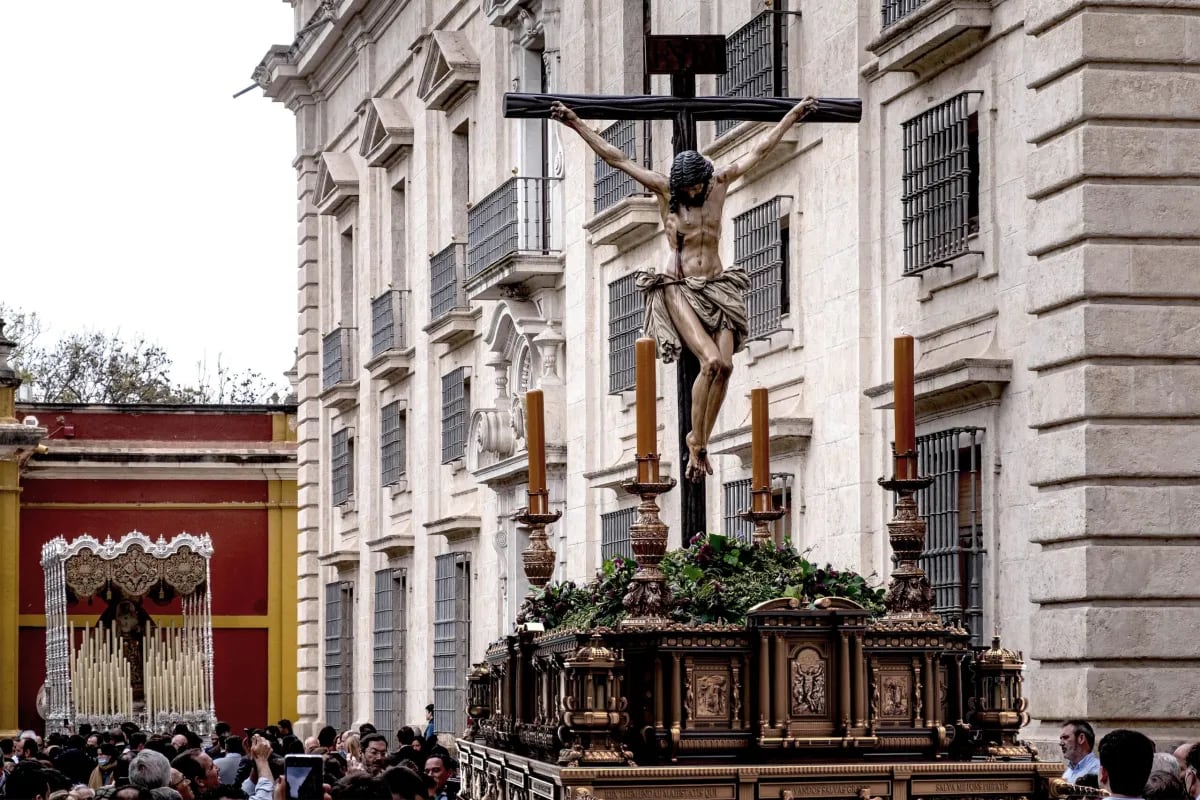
635,338,658,478
894,335,916,479
525,389,547,514
751,387,770,493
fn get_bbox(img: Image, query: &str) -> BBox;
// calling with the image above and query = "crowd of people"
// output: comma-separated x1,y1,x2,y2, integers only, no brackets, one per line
6,715,1197,800
0,705,456,800
1058,721,1200,800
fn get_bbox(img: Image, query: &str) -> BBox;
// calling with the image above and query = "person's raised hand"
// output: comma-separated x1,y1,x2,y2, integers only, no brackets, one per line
251,735,272,761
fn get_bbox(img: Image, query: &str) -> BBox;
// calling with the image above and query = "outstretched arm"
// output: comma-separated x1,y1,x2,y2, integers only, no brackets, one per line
550,101,669,196
721,97,818,182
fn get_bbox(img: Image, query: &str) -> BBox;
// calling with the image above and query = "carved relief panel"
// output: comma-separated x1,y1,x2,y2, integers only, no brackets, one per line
684,658,735,730
790,647,827,717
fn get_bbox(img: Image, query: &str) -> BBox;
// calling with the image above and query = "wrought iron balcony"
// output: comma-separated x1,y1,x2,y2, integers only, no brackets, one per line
716,11,789,139
465,176,563,300
583,120,661,250
425,243,476,346
321,327,358,410
870,0,992,74
882,0,931,28
366,290,413,383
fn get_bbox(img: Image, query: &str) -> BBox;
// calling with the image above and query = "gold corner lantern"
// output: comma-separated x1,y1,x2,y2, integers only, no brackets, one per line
969,634,1036,760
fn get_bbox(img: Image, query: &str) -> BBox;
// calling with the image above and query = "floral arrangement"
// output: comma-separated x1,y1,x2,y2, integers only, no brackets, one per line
516,533,885,631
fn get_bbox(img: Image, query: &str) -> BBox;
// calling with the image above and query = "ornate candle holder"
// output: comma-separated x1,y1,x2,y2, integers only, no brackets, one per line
877,474,938,625
619,454,676,627
514,490,562,611
738,485,787,546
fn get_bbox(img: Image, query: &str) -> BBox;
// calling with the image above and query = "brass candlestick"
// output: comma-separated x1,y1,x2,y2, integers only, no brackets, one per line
877,475,938,624
515,489,562,605
738,486,786,546
619,454,676,627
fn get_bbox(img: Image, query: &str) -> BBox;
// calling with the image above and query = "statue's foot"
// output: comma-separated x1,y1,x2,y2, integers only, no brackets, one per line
685,433,713,483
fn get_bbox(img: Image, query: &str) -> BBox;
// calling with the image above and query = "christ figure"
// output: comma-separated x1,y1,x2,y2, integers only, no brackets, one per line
551,97,818,482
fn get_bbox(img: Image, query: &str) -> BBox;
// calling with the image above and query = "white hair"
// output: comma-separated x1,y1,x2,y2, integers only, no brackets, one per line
129,749,172,789
1152,752,1181,777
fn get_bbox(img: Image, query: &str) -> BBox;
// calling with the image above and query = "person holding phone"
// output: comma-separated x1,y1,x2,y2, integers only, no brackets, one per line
244,735,277,800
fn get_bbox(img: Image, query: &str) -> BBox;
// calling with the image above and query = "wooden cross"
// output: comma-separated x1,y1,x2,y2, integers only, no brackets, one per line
504,32,862,541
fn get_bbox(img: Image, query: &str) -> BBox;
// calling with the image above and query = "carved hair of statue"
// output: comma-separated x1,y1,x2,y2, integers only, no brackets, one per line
668,150,714,212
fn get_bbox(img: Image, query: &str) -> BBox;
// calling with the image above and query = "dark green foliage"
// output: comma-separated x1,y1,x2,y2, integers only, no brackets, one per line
516,533,885,631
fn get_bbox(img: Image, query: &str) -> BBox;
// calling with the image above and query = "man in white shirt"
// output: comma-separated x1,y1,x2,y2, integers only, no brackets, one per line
1098,729,1155,800
1061,720,1101,784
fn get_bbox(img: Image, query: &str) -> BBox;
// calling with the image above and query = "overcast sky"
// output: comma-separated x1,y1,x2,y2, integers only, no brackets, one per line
0,3,298,387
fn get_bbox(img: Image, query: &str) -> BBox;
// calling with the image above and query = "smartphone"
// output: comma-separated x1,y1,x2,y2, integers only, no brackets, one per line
284,754,324,800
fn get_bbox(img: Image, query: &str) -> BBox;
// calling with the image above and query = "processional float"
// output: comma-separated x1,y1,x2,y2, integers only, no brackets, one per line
41,531,217,734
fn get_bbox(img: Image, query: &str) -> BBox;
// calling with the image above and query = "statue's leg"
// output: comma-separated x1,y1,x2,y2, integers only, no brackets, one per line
698,329,736,449
661,287,731,482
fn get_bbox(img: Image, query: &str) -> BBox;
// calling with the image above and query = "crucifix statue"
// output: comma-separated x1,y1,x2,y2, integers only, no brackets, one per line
505,30,862,538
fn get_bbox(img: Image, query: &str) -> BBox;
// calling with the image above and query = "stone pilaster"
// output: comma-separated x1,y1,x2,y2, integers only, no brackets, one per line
1024,0,1200,740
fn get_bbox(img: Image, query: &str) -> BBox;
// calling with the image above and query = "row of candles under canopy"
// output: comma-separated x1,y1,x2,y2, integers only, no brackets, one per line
69,604,212,730
519,333,921,539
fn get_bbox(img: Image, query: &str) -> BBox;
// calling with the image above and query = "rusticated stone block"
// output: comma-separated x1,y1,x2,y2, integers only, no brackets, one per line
1027,10,1200,89
1028,67,1200,144
1030,364,1200,427
1028,184,1200,255
1028,243,1200,313
1030,545,1200,602
1028,303,1200,369
1029,485,1200,543
1033,606,1200,660
1032,421,1200,485
1027,125,1200,199
1032,665,1200,720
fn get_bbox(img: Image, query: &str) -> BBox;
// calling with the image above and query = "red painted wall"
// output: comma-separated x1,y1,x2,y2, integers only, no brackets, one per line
16,409,274,442
15,405,290,734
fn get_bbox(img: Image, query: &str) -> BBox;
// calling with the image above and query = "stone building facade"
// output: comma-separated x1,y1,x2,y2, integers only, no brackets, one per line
254,0,1200,744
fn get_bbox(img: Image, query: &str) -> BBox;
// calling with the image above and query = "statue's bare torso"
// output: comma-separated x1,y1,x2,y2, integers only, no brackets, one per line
551,96,816,481
659,179,730,280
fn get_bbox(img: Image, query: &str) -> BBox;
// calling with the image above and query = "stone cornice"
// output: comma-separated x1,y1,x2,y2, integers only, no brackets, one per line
864,357,1012,417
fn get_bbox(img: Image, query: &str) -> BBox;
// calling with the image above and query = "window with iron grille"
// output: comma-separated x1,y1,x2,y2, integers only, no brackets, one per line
429,243,466,324
371,290,408,358
716,8,789,138
324,581,353,730
373,568,406,744
433,553,470,735
594,120,653,215
915,427,985,645
882,0,933,29
331,428,354,506
440,369,469,464
322,328,353,390
608,273,644,394
600,507,637,562
381,401,406,487
466,177,556,279
722,479,754,542
902,93,981,275
733,197,790,340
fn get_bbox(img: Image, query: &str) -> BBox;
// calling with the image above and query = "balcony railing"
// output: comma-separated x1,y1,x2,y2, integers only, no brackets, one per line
371,290,410,359
882,0,932,29
322,327,355,390
430,243,468,324
594,120,653,215
466,176,559,280
716,11,789,138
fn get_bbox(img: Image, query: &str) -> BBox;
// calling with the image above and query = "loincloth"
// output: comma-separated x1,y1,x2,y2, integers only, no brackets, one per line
635,268,750,363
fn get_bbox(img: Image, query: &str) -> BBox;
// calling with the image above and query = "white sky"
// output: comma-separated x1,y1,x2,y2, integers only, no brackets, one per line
0,2,298,387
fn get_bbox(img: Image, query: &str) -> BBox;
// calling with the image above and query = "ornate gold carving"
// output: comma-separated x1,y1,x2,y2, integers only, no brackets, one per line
881,674,910,718
790,648,826,716
696,673,728,718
